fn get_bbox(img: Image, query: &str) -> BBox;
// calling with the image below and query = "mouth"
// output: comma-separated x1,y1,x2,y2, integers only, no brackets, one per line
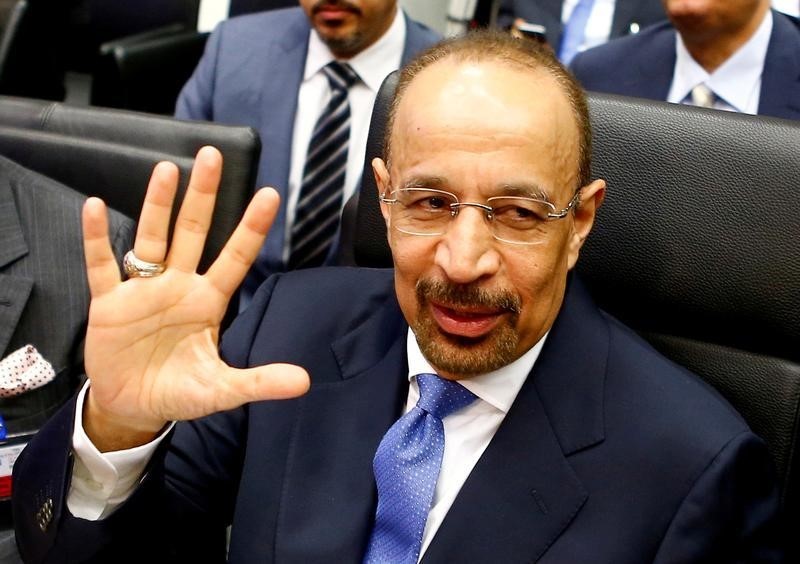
313,3,360,21
429,302,505,339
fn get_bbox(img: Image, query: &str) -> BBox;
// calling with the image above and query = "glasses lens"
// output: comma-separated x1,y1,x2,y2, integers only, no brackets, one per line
390,189,456,236
488,197,554,244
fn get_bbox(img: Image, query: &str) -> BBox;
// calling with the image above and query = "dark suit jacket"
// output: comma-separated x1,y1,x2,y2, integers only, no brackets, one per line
497,0,665,49
570,11,800,120
12,268,781,563
0,155,134,437
175,8,440,297
0,155,133,562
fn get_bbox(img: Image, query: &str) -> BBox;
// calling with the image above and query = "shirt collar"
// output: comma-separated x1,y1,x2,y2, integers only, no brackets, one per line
668,10,772,112
304,7,406,92
406,328,546,414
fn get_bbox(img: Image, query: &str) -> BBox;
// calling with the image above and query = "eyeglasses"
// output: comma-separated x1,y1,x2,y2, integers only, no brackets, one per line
379,187,581,245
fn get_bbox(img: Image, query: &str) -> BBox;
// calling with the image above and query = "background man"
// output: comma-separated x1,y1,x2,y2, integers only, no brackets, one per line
570,0,800,119
14,32,781,562
498,0,666,63
176,0,439,305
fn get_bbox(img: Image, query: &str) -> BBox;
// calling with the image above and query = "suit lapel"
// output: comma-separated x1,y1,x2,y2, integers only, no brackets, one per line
256,14,311,273
0,176,32,356
422,277,607,563
630,24,675,100
758,11,800,120
274,297,409,563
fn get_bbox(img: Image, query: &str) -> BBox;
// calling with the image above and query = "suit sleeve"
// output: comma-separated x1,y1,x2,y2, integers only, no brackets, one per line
174,22,224,121
12,275,285,563
652,431,784,563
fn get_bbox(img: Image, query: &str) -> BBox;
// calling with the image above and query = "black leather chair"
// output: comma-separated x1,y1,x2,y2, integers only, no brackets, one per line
229,0,297,17
0,95,261,321
343,72,800,556
91,27,209,114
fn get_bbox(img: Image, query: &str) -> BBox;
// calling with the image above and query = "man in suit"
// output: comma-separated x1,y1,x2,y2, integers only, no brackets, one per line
499,0,666,61
176,1,439,304
570,0,800,119
0,155,133,563
12,31,782,562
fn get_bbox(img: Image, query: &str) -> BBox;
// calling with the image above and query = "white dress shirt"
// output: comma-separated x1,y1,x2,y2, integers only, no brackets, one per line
67,329,545,560
282,10,406,263
562,0,616,53
667,10,772,114
406,330,544,559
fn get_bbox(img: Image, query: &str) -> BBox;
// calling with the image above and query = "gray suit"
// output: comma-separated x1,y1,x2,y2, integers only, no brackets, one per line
0,155,134,562
175,7,440,299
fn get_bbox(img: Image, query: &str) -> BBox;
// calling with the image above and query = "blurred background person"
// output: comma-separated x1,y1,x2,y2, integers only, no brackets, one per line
175,1,440,306
570,0,800,120
498,0,666,64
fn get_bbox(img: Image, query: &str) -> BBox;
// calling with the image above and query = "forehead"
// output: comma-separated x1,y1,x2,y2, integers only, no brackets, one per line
389,59,581,193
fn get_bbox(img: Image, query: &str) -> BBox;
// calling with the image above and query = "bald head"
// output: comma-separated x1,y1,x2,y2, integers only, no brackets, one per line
384,30,593,191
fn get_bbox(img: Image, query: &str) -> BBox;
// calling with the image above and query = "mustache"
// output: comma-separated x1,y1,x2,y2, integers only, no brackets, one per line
311,0,362,15
416,278,522,315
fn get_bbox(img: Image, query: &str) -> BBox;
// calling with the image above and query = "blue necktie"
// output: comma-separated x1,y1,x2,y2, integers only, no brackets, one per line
363,374,477,564
289,61,359,269
559,0,596,65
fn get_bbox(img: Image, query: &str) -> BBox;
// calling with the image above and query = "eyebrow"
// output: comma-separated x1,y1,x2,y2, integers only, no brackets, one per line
398,178,551,202
401,176,447,190
497,183,551,202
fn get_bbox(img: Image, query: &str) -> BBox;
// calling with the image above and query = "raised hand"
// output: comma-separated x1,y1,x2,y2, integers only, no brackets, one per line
81,146,309,451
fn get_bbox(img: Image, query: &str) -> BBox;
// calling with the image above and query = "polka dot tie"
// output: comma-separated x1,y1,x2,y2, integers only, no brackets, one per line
363,373,477,564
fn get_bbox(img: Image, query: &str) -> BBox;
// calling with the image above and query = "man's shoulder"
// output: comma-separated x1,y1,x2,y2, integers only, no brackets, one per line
570,20,674,78
403,10,442,50
602,310,749,443
0,154,132,228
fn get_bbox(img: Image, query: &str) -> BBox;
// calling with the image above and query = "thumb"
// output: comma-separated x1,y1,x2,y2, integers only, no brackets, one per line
217,363,310,409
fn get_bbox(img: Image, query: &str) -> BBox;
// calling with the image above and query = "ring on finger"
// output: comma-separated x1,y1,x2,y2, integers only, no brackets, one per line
123,250,166,278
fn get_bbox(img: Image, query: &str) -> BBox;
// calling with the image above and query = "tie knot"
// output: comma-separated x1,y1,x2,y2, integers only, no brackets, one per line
691,83,716,108
416,373,477,420
323,61,359,91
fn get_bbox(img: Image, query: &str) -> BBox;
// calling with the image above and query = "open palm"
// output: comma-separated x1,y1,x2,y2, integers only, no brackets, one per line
81,147,309,450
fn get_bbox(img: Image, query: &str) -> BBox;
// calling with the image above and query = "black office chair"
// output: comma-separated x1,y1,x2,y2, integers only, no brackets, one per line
229,0,297,17
344,71,800,556
91,27,209,114
0,96,261,321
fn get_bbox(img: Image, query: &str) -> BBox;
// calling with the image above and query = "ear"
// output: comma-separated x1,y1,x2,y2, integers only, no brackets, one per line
567,178,606,270
372,157,391,224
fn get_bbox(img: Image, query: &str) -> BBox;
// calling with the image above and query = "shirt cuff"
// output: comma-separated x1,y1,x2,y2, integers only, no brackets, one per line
67,381,174,520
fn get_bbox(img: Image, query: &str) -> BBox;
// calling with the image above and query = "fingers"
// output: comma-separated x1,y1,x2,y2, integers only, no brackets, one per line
167,146,223,273
216,363,311,412
134,161,180,263
205,187,280,297
83,198,121,297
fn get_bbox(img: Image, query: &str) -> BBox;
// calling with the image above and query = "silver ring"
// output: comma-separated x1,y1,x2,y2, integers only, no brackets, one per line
123,250,166,278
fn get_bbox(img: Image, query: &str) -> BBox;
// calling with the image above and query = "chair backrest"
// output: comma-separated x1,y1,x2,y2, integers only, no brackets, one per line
0,96,260,323
91,28,209,114
228,0,297,17
346,72,800,552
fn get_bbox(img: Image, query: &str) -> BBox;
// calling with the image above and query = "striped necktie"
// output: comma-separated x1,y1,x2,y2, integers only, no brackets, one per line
289,61,359,269
364,374,477,564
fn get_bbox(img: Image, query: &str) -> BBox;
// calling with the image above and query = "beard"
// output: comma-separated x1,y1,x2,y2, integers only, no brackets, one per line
412,278,523,377
310,0,366,56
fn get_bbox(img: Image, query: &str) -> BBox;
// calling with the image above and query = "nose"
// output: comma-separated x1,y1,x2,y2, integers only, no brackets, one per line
434,205,500,284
